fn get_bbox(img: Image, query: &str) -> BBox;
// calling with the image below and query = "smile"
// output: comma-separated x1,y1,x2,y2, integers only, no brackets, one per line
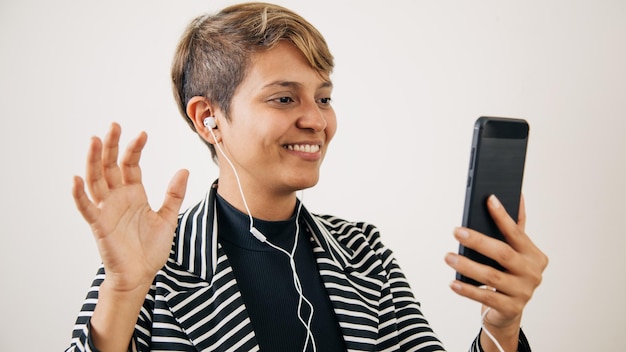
284,144,321,153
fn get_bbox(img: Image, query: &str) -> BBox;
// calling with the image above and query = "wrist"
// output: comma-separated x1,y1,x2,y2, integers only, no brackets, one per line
90,280,151,351
480,310,521,352
99,268,156,295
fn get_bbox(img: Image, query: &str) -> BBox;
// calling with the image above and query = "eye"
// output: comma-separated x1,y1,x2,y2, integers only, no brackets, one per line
318,97,332,106
275,96,294,104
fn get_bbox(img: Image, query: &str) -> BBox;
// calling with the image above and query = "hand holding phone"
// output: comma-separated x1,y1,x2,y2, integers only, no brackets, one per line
457,116,529,286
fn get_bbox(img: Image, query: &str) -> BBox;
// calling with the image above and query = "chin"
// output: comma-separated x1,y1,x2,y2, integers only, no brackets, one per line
289,174,319,192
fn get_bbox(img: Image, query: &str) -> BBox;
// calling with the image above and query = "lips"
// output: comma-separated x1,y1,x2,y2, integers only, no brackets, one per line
284,144,321,153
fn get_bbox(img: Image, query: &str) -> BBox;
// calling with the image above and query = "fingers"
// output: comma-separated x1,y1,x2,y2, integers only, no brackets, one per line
84,123,148,202
72,175,100,224
487,195,547,269
446,243,529,316
447,245,538,321
447,195,549,329
517,194,527,232
447,195,549,309
85,123,123,203
101,123,124,190
448,280,523,319
119,131,148,186
486,195,527,252
84,136,109,204
447,229,520,294
157,169,190,223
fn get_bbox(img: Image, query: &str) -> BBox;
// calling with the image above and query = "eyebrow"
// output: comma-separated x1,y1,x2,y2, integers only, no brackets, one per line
261,80,333,90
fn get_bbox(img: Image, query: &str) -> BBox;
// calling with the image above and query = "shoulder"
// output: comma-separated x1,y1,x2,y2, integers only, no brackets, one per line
311,213,387,254
313,213,379,235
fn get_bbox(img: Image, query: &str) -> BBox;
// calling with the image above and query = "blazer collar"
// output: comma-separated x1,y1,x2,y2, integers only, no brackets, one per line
168,181,384,351
172,180,361,282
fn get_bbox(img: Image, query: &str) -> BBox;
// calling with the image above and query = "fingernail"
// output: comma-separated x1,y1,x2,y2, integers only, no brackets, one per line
450,281,462,291
445,253,459,266
455,228,470,239
489,194,501,208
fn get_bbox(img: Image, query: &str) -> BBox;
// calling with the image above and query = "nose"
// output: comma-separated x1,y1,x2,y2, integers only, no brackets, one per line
296,101,328,132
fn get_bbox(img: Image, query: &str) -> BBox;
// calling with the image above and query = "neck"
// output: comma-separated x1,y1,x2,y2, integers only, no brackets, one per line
216,177,298,221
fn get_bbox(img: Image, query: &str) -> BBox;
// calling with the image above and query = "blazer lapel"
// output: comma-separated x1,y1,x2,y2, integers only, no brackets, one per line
304,211,385,352
162,184,385,351
163,247,259,351
163,183,259,351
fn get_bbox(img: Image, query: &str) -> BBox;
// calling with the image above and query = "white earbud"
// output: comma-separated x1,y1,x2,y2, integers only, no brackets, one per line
203,116,217,129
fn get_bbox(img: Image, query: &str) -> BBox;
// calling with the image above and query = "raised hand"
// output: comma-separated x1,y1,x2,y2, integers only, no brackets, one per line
72,123,189,292
446,195,549,351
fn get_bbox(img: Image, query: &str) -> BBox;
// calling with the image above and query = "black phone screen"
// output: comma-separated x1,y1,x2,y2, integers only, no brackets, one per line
457,116,529,286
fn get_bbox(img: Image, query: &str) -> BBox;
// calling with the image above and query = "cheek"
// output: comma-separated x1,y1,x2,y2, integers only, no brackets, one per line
325,112,338,143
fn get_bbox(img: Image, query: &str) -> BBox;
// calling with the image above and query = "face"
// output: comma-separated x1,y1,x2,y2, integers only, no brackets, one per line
215,41,337,198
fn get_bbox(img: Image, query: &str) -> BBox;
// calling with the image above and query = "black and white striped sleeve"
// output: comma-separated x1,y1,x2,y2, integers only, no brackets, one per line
358,222,447,351
65,265,155,352
359,222,532,352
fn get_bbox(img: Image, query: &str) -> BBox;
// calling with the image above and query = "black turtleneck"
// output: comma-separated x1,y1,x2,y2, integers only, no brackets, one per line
216,194,346,352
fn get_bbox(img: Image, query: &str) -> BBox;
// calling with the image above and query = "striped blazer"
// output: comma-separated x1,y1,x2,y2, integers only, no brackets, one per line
67,183,514,352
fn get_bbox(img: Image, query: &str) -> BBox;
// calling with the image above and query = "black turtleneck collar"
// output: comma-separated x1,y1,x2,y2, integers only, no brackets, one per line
215,193,301,252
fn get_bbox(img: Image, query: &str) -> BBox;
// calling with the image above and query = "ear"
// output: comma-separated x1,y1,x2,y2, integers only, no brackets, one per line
186,96,221,144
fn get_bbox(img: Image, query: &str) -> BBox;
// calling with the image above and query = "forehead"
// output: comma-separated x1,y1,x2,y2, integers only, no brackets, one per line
242,42,332,90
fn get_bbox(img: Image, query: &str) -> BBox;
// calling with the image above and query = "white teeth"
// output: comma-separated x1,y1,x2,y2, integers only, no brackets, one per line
286,144,320,153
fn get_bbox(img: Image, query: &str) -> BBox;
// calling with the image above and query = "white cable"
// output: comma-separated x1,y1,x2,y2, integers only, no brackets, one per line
262,195,316,352
481,307,505,352
209,128,258,238
209,126,316,352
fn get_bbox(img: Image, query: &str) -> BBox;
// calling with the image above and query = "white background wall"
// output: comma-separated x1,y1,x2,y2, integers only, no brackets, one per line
1,0,625,350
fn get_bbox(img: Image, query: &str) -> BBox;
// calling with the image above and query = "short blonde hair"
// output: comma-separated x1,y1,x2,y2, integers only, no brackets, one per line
171,2,334,161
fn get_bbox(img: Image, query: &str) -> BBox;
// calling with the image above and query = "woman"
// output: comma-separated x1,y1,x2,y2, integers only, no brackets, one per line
67,2,548,351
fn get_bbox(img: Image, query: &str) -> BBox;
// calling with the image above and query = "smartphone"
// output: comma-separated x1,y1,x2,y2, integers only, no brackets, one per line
457,116,529,286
